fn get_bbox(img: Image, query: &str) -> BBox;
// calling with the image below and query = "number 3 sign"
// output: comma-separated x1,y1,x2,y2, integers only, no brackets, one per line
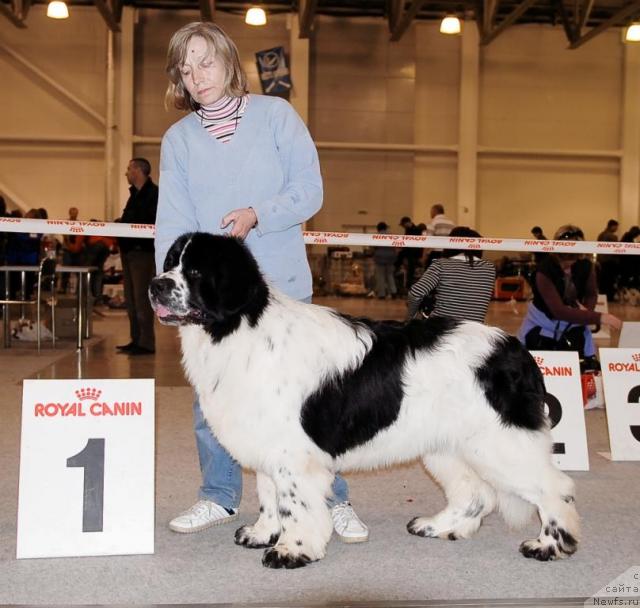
17,379,155,559
600,349,640,460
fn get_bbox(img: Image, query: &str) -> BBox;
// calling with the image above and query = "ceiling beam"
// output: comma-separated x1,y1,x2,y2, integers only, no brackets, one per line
483,0,499,36
14,0,31,19
94,0,121,32
387,0,403,32
390,0,428,41
577,0,595,31
0,1,26,27
199,0,215,22
298,0,318,38
553,0,579,44
570,0,640,48
113,0,123,23
480,0,537,45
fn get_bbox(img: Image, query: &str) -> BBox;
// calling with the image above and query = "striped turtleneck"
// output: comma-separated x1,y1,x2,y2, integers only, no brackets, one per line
197,95,248,144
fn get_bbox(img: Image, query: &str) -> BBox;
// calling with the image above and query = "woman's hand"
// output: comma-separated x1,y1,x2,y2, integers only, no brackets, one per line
221,207,257,240
601,312,623,330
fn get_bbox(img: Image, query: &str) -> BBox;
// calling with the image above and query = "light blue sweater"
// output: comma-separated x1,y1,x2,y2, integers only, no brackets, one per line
155,94,323,300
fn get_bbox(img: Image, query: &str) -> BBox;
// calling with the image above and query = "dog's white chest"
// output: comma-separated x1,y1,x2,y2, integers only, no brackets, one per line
179,324,303,469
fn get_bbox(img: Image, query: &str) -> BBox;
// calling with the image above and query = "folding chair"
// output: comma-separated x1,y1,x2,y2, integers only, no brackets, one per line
0,256,57,350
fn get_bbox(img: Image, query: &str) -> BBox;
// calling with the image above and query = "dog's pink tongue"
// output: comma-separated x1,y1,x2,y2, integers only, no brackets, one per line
155,304,172,318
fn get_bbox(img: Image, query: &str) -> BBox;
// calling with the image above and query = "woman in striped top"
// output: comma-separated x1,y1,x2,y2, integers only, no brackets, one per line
406,226,496,323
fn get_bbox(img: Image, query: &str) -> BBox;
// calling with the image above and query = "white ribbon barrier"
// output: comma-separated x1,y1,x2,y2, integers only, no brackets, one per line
2,216,640,255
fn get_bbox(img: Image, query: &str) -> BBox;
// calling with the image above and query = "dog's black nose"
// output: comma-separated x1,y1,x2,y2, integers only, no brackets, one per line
149,277,175,298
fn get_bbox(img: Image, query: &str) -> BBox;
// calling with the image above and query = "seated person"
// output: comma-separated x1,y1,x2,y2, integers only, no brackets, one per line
518,224,621,360
406,226,496,323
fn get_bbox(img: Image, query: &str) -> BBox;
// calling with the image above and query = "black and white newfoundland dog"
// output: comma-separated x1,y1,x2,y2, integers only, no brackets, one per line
149,232,579,569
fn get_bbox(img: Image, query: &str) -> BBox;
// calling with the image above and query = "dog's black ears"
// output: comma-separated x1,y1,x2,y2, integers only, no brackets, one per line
163,233,196,272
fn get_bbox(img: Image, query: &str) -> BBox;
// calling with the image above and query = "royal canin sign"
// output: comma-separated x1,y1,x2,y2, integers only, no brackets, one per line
34,387,144,417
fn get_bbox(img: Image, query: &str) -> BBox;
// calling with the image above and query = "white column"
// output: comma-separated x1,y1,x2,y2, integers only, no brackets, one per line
105,29,116,221
620,42,640,228
289,13,310,125
116,6,135,219
289,13,311,228
457,22,479,228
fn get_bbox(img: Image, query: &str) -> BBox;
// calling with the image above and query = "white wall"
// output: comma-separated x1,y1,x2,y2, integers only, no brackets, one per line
311,17,415,232
0,6,106,220
477,26,622,239
0,10,635,242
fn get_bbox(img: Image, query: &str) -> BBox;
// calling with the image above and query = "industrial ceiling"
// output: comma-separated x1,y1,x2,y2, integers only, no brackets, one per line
1,0,639,48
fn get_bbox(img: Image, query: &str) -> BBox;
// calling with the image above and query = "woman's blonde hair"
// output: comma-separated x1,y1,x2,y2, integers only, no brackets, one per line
165,22,248,111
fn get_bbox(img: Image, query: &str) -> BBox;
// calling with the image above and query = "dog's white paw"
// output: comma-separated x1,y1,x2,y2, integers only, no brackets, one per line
234,524,279,549
261,544,317,569
519,523,578,561
406,515,479,540
519,538,564,561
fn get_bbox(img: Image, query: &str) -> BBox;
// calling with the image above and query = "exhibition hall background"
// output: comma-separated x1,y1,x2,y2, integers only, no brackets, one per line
0,7,637,241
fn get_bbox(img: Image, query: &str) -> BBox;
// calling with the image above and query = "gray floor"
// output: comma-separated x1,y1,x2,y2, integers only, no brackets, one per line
1,311,639,605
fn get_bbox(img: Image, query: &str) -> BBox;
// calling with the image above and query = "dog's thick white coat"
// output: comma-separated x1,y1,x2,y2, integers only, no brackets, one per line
178,290,579,566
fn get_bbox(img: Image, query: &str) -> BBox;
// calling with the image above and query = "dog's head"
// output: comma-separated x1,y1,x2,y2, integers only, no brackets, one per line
149,233,269,339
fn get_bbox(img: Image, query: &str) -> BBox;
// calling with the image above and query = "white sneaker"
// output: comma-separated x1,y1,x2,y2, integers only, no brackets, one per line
169,500,238,534
331,501,369,543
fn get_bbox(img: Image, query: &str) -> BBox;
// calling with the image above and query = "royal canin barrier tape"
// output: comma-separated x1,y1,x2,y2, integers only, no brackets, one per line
1,216,639,255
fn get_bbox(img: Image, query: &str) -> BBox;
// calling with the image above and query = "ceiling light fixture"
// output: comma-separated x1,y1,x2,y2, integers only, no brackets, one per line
245,6,267,26
440,15,461,35
47,0,69,18
625,22,640,42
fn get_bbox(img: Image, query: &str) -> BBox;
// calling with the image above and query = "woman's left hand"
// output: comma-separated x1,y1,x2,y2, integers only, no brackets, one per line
221,207,258,240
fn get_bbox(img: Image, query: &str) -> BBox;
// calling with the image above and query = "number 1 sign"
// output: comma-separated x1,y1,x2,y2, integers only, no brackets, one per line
17,379,155,559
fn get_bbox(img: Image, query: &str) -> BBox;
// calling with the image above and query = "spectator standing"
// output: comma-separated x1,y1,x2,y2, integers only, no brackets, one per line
372,221,397,299
61,207,84,293
618,226,640,291
407,226,496,322
85,229,116,304
5,209,42,298
597,219,620,301
155,22,369,542
0,196,8,301
531,226,547,240
530,225,548,265
395,216,422,291
117,158,158,355
423,203,455,268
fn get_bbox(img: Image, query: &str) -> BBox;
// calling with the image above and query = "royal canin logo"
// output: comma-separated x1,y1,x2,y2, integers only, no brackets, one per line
75,387,102,401
34,386,143,417
607,353,640,372
533,356,573,377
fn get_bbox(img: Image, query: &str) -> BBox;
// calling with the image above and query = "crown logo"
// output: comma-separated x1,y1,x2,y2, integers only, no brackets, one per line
534,356,544,366
75,387,102,401
633,353,640,362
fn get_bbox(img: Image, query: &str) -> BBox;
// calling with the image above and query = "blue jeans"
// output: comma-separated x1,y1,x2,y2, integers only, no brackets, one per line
194,399,349,509
192,291,349,509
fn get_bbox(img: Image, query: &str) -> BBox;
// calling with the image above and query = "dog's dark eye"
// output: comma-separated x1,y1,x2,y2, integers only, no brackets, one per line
186,268,202,280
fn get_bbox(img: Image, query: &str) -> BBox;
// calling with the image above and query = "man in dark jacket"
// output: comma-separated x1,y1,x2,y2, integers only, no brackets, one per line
117,158,158,355
395,216,422,292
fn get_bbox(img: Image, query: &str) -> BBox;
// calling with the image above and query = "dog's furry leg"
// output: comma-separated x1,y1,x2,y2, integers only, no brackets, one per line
408,453,496,540
261,460,334,569
235,472,281,549
464,429,580,561
518,468,579,561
